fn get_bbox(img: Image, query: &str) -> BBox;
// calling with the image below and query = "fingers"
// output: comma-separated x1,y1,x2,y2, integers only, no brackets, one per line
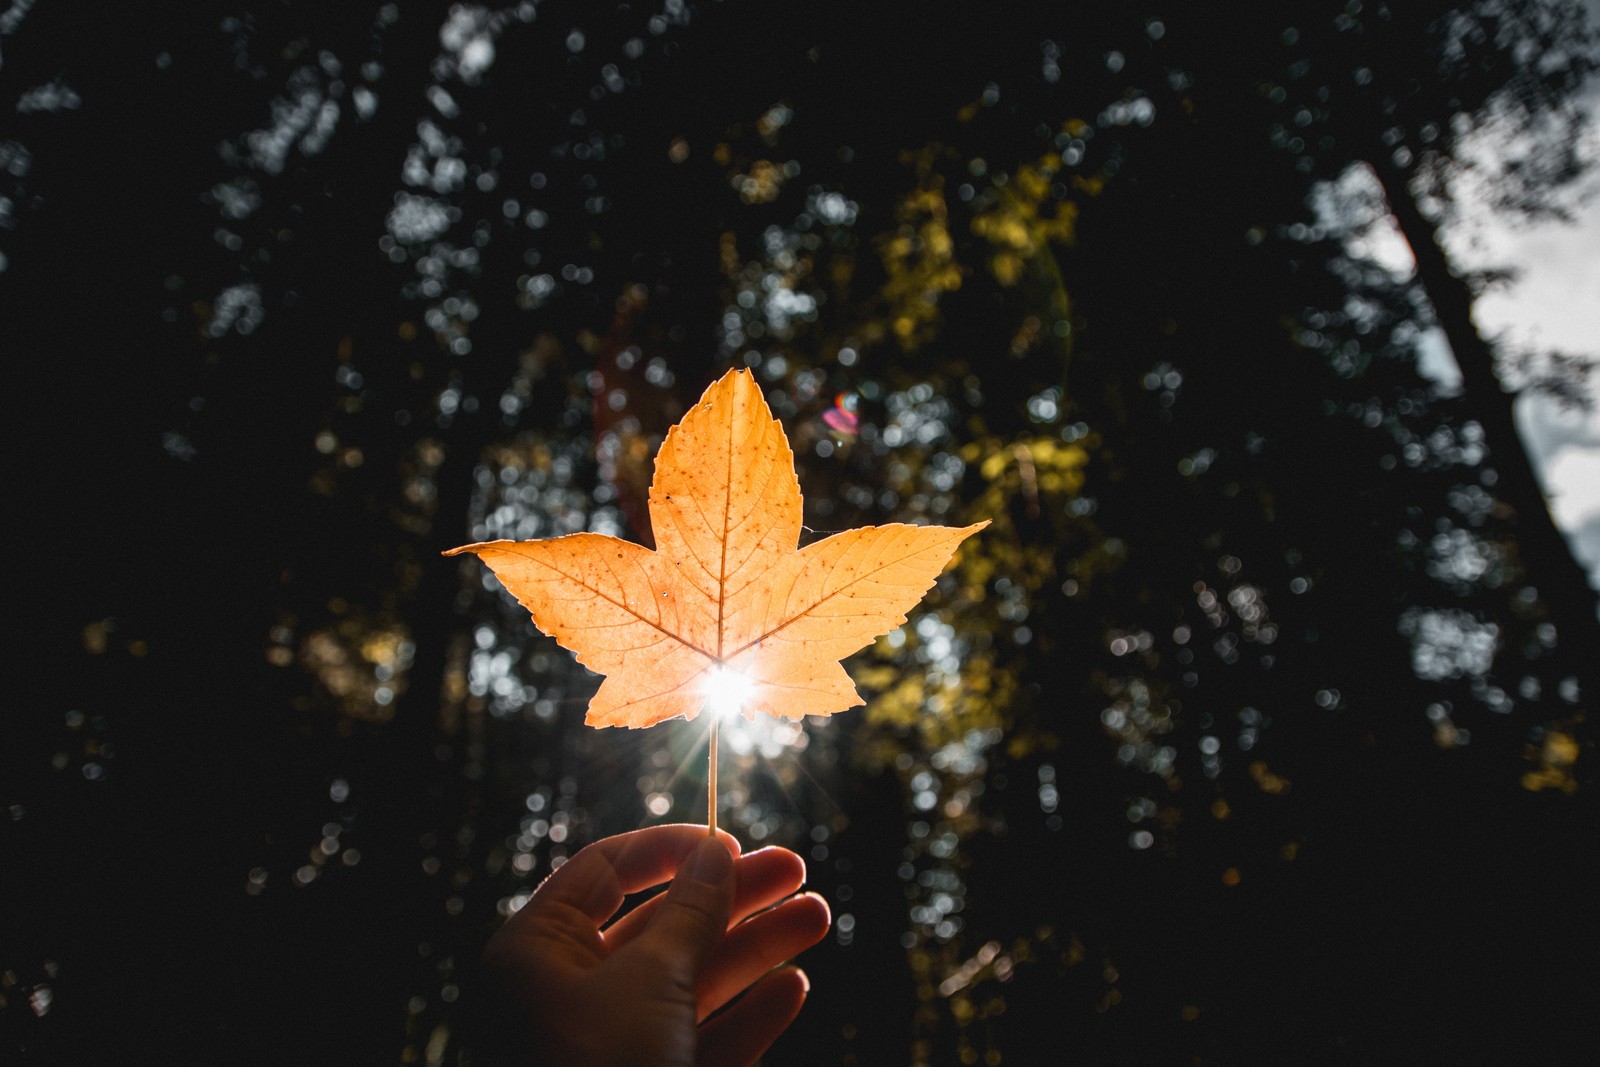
696,891,830,1021
631,836,738,975
697,967,811,1067
524,824,741,926
603,846,806,950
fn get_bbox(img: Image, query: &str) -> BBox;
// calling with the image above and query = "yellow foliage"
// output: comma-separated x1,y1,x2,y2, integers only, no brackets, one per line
1522,726,1581,795
299,613,413,722
1248,760,1291,795
860,643,1016,754
874,157,963,350
970,150,1080,288
731,159,784,204
961,435,1089,593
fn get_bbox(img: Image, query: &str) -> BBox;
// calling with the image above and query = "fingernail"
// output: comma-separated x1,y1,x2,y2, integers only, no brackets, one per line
682,837,733,886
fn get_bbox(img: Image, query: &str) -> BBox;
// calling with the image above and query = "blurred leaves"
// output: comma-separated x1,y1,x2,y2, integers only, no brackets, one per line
7,2,1599,1064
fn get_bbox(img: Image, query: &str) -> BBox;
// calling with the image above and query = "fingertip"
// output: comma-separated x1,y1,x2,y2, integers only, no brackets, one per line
768,966,810,1024
760,965,810,1010
712,827,743,859
793,892,832,946
741,844,802,863
795,890,832,923
735,845,804,884
783,964,810,997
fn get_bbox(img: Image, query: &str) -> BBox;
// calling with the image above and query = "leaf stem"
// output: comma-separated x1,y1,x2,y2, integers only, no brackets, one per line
707,714,719,836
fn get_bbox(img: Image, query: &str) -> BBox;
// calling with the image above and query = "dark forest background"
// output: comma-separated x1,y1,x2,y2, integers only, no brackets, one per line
3,1,1598,1064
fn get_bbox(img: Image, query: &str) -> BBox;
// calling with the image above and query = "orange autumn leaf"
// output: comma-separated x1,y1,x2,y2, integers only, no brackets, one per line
446,368,987,728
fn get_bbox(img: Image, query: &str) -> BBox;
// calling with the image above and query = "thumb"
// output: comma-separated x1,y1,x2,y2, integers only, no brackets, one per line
638,835,735,974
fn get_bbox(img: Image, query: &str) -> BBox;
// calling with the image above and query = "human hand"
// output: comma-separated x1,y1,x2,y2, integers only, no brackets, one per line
480,824,831,1067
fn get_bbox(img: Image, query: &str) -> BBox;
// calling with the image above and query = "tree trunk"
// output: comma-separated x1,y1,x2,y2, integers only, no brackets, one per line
1371,154,1600,690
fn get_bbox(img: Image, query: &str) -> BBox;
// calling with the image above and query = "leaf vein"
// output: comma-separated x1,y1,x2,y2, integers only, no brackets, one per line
506,545,716,661
729,534,952,660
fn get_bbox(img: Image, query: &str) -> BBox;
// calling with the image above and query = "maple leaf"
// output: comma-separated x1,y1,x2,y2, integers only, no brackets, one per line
446,369,986,729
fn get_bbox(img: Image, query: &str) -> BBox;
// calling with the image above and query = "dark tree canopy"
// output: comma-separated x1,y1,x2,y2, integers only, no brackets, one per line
3,2,1597,1064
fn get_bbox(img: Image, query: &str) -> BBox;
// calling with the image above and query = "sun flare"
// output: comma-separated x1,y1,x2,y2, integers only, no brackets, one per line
704,665,757,720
